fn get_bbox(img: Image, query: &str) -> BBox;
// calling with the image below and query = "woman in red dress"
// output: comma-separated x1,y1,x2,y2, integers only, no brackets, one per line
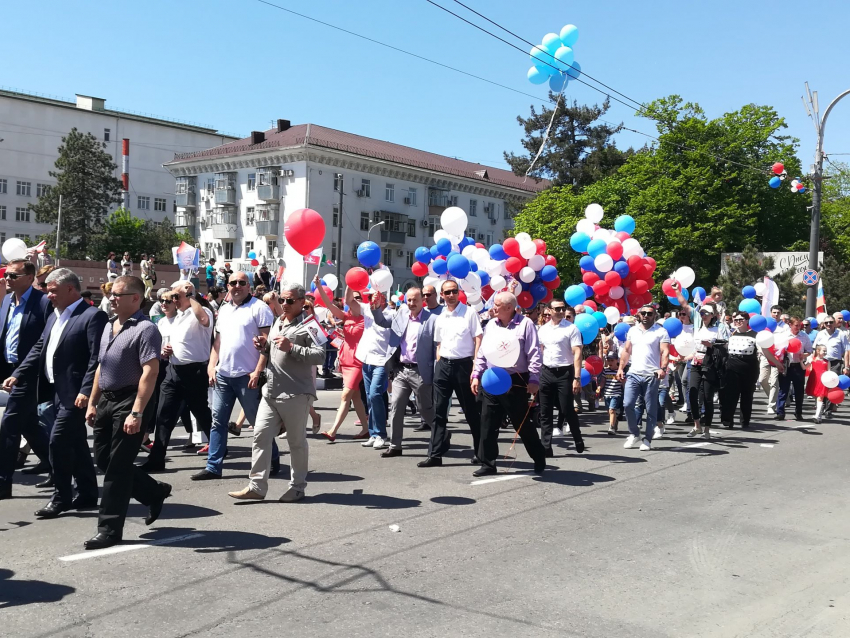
805,344,830,423
313,276,369,441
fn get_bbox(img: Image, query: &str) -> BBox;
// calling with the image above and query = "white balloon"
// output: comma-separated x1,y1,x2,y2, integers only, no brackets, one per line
822,370,840,389
1,238,27,262
604,306,620,325
423,276,440,289
467,293,482,305
674,335,695,356
528,254,545,271
576,218,596,236
592,228,610,242
460,272,481,292
609,285,624,299
390,295,399,303
675,266,696,289
755,331,774,348
773,331,791,351
621,238,642,259
515,232,532,244
753,282,767,297
461,245,476,258
370,269,394,293
481,326,520,367
490,275,507,291
500,262,510,277
817,312,831,324
433,229,451,244
472,248,491,265
594,254,614,273
440,207,468,236
472,301,484,312
519,267,536,283
519,241,537,259
585,203,605,224
322,274,339,290
428,262,438,277
485,260,503,276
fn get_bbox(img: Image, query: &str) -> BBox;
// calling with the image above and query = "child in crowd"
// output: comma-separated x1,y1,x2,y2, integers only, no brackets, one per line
806,344,830,423
599,351,623,435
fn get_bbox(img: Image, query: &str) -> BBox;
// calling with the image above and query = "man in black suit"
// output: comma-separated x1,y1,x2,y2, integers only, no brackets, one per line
3,268,107,518
0,259,52,499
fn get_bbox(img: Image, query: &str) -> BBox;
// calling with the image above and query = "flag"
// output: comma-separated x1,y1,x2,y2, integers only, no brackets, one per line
324,254,335,266
304,247,322,265
175,241,197,270
760,276,779,317
816,278,826,315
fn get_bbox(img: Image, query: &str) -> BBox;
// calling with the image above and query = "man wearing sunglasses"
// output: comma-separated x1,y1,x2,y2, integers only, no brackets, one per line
422,285,442,314
813,315,850,417
0,259,52,499
617,305,670,451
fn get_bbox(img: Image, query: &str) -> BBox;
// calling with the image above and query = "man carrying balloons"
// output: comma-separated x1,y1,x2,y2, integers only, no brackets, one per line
471,291,547,476
774,317,813,421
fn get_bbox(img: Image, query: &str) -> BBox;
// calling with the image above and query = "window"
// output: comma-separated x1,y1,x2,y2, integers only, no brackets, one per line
154,197,167,212
332,205,339,228
15,234,29,241
406,251,415,268
428,215,440,238
206,178,215,194
469,199,477,217
246,206,255,225
407,220,416,237
468,227,477,240
385,183,394,203
104,128,110,142
0,179,6,194
244,241,254,257
360,212,370,231
486,232,493,246
37,183,51,197
333,173,343,192
0,205,5,220
224,241,234,260
408,187,417,206
0,233,4,244
137,196,150,210
267,240,277,256
383,248,393,267
351,243,359,259
361,179,371,197
15,207,30,222
16,181,30,197
247,173,256,191
204,242,215,259
153,221,162,229
331,242,337,262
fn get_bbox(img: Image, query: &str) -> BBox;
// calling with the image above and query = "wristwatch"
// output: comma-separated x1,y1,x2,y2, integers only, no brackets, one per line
130,411,143,418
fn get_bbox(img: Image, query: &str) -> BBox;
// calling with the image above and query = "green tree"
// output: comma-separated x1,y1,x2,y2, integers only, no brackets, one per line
817,160,850,263
715,245,806,316
90,209,195,263
30,128,124,259
505,95,631,188
818,255,850,313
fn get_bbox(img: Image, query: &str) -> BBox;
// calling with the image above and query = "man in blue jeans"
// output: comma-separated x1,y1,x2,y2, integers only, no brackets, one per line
617,304,670,452
192,271,277,480
355,289,393,450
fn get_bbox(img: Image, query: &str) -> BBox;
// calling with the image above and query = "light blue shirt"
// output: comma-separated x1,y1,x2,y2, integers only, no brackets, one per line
813,329,850,361
5,287,32,364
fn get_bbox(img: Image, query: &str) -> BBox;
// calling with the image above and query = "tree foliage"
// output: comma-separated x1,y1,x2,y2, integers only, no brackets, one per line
818,255,850,314
504,95,632,188
89,209,195,264
30,128,124,259
715,245,806,317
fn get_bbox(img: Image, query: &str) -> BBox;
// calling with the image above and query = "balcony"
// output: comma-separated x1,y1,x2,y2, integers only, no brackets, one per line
380,229,406,245
428,189,451,216
214,189,236,206
257,184,280,201
175,211,196,228
212,211,238,239
175,177,196,208
176,191,196,208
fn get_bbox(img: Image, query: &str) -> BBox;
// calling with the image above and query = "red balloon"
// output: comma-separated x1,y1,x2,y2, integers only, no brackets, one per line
786,338,802,354
541,289,554,304
583,300,597,312
250,259,260,267
314,285,334,307
668,343,679,358
582,272,600,286
592,280,610,297
613,298,627,313
644,256,657,273
772,162,785,175
626,293,643,308
517,291,534,309
827,388,845,405
503,237,522,258
284,208,326,255
615,231,631,242
631,279,648,295
533,239,547,255
481,284,493,300
544,275,561,290
627,255,643,273
544,255,557,267
505,257,525,273
637,265,654,280
458,291,468,304
645,277,655,289
345,267,370,292
436,255,446,260
475,243,485,249
621,273,635,287
411,261,428,277
606,242,624,261
604,271,622,287
661,278,677,297
584,355,604,376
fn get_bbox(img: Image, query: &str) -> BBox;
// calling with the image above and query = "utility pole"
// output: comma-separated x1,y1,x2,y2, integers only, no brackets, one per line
335,172,343,290
803,83,850,317
55,194,62,266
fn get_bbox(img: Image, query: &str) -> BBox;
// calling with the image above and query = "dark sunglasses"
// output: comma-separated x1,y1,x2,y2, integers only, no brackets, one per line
281,298,299,305
109,292,136,299
443,289,459,295
228,280,249,287
802,323,811,327
639,311,654,316
37,282,47,290
423,292,435,296
733,316,746,321
161,299,174,304
678,311,688,316
699,310,713,315
824,321,835,325
551,306,566,312
3,272,25,280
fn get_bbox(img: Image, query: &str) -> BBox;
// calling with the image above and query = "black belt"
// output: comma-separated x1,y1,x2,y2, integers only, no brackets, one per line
400,361,418,369
440,356,472,362
101,386,137,401
544,364,573,372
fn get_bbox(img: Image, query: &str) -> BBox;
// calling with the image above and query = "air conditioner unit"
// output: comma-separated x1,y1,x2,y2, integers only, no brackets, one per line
373,211,381,221
282,169,295,177
355,189,365,197
396,249,404,257
404,197,411,205
477,233,485,240
490,219,496,225
420,220,429,227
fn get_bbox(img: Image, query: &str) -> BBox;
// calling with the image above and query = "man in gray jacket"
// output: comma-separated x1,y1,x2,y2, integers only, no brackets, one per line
368,287,437,457
227,282,325,503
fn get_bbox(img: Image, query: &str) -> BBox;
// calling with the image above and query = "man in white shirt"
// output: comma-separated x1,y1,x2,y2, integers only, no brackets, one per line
142,282,214,472
759,304,790,414
355,291,394,449
617,304,670,451
420,279,483,467
813,315,850,416
776,317,813,421
538,301,584,456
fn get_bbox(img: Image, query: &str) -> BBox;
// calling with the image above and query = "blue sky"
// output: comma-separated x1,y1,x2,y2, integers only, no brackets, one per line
2,0,849,173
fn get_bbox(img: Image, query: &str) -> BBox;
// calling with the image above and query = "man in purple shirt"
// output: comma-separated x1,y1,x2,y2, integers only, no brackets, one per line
471,291,547,477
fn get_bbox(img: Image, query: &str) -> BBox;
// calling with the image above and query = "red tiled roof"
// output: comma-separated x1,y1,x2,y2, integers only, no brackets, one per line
167,124,549,194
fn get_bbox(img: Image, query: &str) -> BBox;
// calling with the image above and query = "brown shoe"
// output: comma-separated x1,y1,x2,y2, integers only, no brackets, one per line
228,486,264,500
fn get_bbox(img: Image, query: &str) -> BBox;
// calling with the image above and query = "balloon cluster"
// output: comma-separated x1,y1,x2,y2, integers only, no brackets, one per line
526,24,582,93
309,273,339,308
408,207,560,312
343,239,395,296
768,162,807,193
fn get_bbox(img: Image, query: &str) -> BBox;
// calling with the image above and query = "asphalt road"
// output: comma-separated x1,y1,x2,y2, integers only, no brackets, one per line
1,389,848,638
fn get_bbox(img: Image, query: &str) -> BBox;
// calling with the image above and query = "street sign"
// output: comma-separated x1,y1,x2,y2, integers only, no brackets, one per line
803,269,819,286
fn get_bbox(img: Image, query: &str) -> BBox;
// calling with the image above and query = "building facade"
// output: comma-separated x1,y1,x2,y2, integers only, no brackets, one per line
165,122,547,290
0,88,237,246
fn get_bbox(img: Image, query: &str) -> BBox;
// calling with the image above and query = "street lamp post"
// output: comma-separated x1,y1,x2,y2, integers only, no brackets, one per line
368,221,384,242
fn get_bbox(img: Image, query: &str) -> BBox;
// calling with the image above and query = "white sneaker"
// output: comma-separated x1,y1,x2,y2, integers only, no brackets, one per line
766,407,775,415
624,434,640,449
665,415,675,425
361,436,377,447
639,439,651,451
552,427,563,438
372,436,388,449
679,405,689,413
703,429,711,439
653,425,664,440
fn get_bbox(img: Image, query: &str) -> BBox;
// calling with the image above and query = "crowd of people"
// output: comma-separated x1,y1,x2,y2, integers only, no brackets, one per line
0,257,848,550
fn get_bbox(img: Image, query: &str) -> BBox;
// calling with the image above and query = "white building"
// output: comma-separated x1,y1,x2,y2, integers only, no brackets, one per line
164,121,547,289
0,88,238,245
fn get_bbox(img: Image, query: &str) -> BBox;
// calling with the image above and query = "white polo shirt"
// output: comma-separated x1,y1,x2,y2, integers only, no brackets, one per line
626,323,670,376
355,303,393,366
215,297,274,377
538,319,582,367
434,302,483,359
169,307,214,365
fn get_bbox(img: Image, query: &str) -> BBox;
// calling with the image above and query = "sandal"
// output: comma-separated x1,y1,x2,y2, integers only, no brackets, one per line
320,431,336,443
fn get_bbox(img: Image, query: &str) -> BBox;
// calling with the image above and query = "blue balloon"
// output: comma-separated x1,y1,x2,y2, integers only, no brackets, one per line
581,283,594,298
570,232,591,253
478,271,490,287
415,246,432,264
613,215,636,235
587,238,607,259
742,286,756,299
530,282,548,300
667,296,681,307
549,72,568,93
838,375,850,391
248,251,257,259
469,261,478,272
769,176,782,189
739,298,761,315
357,241,381,268
691,286,707,303
613,260,630,278
432,259,447,276
579,255,595,271
430,245,440,260
580,368,591,387
436,238,452,257
565,60,582,80
489,244,508,261
565,284,587,307
842,310,850,322
748,315,767,332
447,253,470,279
614,322,630,341
592,311,607,330
560,24,579,47
808,316,819,329
765,317,777,332
527,66,548,85
540,265,558,282
575,313,599,344
663,317,683,338
481,367,512,395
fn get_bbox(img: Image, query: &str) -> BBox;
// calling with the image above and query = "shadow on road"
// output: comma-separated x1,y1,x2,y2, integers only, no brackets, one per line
0,568,75,608
531,470,616,487
430,496,476,505
306,471,364,482
308,491,421,509
139,527,289,554
127,502,222,520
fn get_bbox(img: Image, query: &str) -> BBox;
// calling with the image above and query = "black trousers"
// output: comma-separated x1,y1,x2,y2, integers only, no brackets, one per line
720,364,758,426
149,361,212,465
93,388,162,538
688,366,719,428
479,372,546,469
776,363,805,417
539,365,582,450
0,381,51,484
429,357,481,458
50,397,98,507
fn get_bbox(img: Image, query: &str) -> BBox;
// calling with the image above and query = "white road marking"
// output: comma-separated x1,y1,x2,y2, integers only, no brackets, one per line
470,473,532,486
59,533,203,562
671,442,712,451
760,444,775,448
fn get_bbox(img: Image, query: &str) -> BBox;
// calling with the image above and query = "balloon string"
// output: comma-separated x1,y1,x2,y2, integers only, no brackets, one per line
523,84,566,182
501,379,535,472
